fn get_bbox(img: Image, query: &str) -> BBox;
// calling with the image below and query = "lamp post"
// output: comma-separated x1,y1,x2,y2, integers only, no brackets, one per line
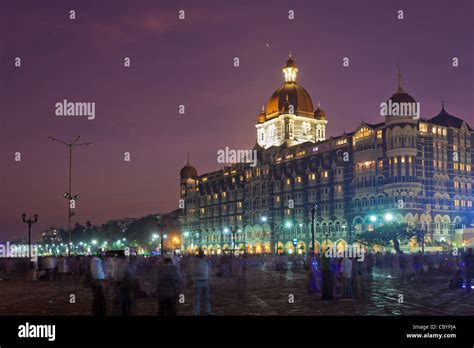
156,215,167,256
310,204,317,252
22,213,38,258
49,136,91,255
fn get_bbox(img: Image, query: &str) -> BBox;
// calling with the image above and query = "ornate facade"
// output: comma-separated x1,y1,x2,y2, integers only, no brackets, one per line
179,56,474,254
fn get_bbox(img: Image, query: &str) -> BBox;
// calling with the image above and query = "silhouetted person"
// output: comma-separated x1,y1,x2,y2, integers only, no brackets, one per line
158,256,181,316
464,248,474,292
90,254,106,315
192,252,212,315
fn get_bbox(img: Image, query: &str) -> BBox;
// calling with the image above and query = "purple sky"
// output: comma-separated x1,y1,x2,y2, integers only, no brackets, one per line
1,0,472,240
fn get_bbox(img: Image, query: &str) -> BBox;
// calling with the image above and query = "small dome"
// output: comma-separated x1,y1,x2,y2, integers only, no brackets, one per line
314,102,326,120
388,90,416,105
386,68,417,114
180,159,198,179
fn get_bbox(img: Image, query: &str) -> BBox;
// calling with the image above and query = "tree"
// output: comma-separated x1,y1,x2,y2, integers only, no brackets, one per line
356,222,415,253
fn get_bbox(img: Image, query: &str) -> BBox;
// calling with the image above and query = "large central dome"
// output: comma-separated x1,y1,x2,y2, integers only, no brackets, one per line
266,55,314,118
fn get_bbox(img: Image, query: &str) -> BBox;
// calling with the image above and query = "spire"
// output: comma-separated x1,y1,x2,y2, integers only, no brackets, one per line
261,104,265,113
186,152,190,165
441,100,445,110
317,100,321,108
397,65,404,93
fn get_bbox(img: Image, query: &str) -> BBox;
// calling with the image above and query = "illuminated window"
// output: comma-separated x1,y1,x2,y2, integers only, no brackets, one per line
433,160,437,168
468,200,473,208
222,192,227,198
309,173,316,180
232,177,236,183
461,200,466,207
286,178,291,185
442,129,447,136
237,202,242,208
454,181,459,188
296,150,306,157
335,185,343,193
408,156,412,163
419,123,427,133
322,171,328,178
454,200,460,207
286,154,294,160
393,157,398,164
467,164,471,172
214,193,218,199
275,196,280,203
376,130,382,139
454,163,459,170
401,156,405,163
336,139,347,145
432,127,437,134
237,215,242,221
354,127,374,143
200,208,205,214
460,164,465,171
202,177,208,182
378,160,383,168
296,176,302,183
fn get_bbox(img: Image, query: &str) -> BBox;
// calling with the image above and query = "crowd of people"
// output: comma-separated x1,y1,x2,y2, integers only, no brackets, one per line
0,247,473,315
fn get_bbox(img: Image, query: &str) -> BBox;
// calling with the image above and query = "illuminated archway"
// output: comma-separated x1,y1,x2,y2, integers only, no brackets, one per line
335,239,347,253
297,241,306,254
277,242,284,254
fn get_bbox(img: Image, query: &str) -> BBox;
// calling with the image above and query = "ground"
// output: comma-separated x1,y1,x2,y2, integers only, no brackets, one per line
0,264,472,315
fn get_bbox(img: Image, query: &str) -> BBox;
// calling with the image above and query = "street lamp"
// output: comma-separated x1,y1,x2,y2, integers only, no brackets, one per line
49,135,91,255
22,213,38,258
384,213,394,222
156,215,167,256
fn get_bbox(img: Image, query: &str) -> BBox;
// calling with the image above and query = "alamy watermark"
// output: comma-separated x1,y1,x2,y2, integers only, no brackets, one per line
55,99,95,120
217,147,257,167
380,100,420,119
324,244,366,262
0,242,38,258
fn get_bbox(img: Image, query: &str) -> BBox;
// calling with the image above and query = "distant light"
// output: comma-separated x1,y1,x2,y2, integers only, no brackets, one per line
285,221,292,228
384,213,394,221
370,215,377,222
152,234,158,240
299,223,303,227
224,228,229,233
184,232,189,237
163,234,168,239
122,238,126,241
92,240,98,245
261,216,268,223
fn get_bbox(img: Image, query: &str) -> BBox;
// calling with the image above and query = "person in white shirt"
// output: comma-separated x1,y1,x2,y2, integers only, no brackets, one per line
90,255,106,315
341,257,353,299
